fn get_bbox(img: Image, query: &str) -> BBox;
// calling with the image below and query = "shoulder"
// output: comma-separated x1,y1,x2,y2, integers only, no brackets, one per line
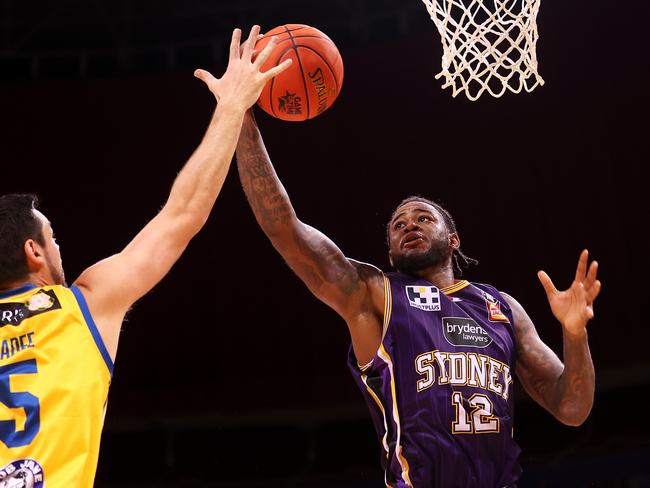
498,291,522,313
496,291,541,343
347,258,386,315
348,258,384,285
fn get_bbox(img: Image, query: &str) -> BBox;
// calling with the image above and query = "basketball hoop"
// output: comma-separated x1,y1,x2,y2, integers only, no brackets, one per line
421,0,544,101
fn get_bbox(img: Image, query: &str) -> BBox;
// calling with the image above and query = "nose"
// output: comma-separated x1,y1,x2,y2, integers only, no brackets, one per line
403,220,420,232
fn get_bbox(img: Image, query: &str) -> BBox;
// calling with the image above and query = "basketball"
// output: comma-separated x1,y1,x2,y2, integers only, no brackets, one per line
255,24,344,122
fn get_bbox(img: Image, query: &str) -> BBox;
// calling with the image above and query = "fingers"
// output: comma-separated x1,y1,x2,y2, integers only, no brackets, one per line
229,28,242,62
584,259,598,289
587,279,602,303
574,249,589,282
253,35,279,67
194,68,217,84
241,25,261,61
262,58,293,80
537,270,558,298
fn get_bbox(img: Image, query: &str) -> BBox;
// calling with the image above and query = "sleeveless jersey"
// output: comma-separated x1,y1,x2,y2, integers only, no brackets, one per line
348,272,522,488
0,284,113,488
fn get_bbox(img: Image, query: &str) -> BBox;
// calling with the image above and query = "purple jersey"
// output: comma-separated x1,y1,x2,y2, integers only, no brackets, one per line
348,272,522,487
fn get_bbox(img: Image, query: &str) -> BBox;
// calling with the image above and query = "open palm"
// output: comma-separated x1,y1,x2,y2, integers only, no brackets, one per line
538,250,601,337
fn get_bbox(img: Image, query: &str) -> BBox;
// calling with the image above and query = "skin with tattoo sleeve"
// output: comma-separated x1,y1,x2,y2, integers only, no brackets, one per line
234,109,601,486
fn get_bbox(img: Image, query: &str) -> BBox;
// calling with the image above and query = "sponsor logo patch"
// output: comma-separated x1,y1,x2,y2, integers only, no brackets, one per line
405,286,441,312
481,290,509,322
442,317,493,348
0,459,44,488
0,290,61,328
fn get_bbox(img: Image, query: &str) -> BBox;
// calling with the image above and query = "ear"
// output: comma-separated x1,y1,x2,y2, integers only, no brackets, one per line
24,239,46,272
449,233,460,251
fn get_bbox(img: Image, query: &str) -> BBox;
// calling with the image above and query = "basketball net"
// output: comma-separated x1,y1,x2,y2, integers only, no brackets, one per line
421,0,544,100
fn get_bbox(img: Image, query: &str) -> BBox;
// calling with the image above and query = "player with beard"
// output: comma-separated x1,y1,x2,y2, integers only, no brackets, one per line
0,26,291,487
235,111,601,487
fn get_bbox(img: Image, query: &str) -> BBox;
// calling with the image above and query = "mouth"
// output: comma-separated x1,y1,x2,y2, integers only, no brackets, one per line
401,233,425,249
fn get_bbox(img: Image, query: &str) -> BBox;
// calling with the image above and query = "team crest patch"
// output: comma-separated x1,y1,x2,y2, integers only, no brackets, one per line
405,286,441,312
482,291,509,322
0,459,44,488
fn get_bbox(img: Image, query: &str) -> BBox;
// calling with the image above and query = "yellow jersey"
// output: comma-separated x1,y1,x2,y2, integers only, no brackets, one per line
0,284,112,487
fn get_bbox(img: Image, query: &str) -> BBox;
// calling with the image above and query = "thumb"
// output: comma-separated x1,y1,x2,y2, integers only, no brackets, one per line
194,69,216,84
537,270,558,299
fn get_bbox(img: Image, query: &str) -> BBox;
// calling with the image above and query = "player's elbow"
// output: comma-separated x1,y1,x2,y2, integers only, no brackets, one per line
259,213,300,242
558,414,588,427
554,401,593,427
162,201,209,236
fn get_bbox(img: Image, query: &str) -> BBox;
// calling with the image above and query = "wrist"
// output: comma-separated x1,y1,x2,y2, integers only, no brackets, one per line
562,323,588,341
215,99,247,116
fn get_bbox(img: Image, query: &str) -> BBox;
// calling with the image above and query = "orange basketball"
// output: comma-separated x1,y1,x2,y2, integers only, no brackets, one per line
255,24,344,122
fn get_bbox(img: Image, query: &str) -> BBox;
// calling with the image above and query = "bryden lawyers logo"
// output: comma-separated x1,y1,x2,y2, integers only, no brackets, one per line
405,286,441,312
443,317,493,348
0,459,44,488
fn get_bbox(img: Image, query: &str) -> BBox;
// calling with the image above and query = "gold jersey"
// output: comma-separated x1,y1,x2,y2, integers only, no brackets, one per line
0,284,112,487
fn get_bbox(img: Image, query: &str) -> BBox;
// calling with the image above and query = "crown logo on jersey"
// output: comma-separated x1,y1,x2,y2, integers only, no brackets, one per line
405,286,441,312
25,292,55,312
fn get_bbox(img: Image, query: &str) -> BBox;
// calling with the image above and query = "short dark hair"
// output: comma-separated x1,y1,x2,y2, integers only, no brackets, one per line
387,195,478,277
0,194,45,287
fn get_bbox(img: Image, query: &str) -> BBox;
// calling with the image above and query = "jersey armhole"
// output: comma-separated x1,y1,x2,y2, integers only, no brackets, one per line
357,272,393,372
70,285,114,376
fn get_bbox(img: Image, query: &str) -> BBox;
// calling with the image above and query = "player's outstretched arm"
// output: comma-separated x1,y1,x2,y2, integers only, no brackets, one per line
73,26,291,361
504,250,600,426
235,111,385,365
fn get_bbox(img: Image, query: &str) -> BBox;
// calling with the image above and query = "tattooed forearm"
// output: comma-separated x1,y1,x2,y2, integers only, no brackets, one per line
554,333,594,425
236,125,294,230
235,112,366,309
511,296,595,426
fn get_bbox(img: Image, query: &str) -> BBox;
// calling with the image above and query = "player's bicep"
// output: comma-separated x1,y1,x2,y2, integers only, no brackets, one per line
272,220,370,317
503,293,564,410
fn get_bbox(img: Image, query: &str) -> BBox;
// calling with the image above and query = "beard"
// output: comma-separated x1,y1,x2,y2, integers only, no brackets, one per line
45,253,67,286
393,239,451,275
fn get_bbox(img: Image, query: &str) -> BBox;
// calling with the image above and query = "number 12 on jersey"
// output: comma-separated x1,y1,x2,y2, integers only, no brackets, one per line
452,391,499,434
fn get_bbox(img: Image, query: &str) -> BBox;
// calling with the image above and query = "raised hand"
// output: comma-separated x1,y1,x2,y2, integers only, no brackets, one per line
194,25,291,110
537,249,601,338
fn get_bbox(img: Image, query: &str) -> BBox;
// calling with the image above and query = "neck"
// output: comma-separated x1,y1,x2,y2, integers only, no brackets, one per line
407,263,457,289
0,273,51,293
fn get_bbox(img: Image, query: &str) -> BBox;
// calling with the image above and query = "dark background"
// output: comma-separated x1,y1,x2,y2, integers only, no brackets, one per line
1,1,649,486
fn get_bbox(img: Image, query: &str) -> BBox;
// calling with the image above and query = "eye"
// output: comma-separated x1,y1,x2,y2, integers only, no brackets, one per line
394,222,404,230
419,215,431,223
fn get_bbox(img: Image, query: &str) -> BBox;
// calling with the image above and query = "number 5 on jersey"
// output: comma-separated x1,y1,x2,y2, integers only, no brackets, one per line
0,359,40,448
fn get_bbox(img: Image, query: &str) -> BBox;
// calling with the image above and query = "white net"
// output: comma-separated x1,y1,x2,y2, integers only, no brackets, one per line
421,0,544,100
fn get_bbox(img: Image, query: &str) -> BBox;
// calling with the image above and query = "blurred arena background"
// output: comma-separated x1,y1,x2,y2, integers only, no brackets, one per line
1,1,649,486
